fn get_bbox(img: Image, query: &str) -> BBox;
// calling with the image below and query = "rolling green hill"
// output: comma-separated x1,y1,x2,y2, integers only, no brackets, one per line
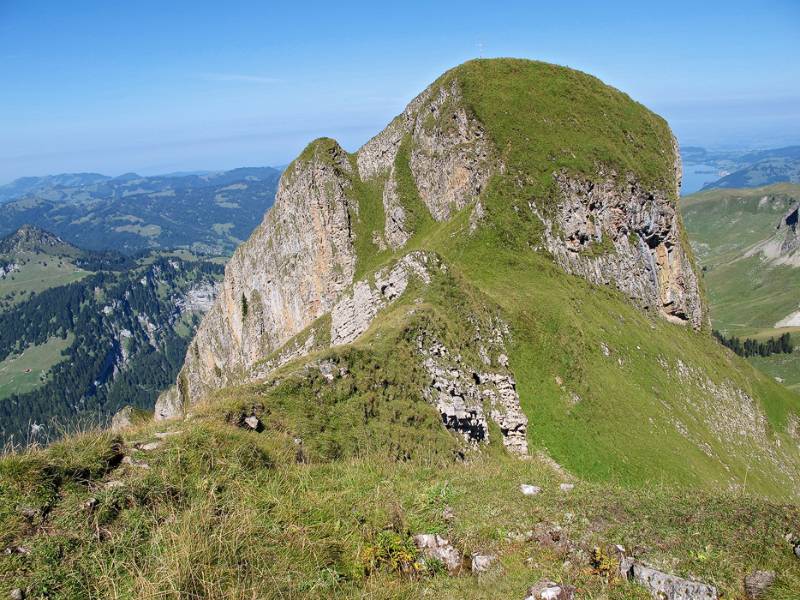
682,184,800,391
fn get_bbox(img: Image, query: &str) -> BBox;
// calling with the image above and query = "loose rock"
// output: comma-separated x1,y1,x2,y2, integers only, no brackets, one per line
520,484,541,496
111,405,135,431
442,505,455,522
524,578,576,600
470,554,496,573
121,456,150,469
629,562,716,599
744,570,776,599
18,507,38,521
413,534,464,575
559,483,574,492
244,415,263,431
135,441,162,452
10,589,24,600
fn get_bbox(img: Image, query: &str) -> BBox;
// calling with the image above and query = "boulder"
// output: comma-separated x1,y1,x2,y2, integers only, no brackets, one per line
111,406,135,431
111,405,149,431
134,441,162,452
629,563,717,599
744,570,776,599
524,579,576,600
412,534,464,574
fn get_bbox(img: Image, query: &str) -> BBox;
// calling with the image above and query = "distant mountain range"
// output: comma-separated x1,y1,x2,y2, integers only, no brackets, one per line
0,167,282,254
680,145,800,191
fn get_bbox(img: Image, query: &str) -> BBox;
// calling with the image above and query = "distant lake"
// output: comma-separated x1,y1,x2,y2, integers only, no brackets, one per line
681,163,720,195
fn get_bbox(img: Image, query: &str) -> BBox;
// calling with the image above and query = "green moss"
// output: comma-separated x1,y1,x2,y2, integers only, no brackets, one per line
349,171,392,280
393,135,435,237
580,234,616,257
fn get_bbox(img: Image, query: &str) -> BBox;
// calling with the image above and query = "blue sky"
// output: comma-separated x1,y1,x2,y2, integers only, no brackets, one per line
1,0,798,183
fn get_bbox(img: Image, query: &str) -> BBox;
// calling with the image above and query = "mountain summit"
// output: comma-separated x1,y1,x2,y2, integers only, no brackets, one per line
3,58,800,600
154,59,797,497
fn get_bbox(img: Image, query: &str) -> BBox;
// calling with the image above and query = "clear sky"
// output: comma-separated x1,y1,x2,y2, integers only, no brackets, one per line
1,0,798,183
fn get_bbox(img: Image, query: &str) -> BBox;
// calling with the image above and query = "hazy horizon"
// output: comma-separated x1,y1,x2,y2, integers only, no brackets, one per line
1,0,798,184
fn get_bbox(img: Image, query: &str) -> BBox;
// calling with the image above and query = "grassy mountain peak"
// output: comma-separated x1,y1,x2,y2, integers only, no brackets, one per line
2,59,800,599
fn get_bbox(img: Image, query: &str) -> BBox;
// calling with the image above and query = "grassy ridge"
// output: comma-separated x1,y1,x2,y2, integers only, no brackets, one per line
450,59,676,201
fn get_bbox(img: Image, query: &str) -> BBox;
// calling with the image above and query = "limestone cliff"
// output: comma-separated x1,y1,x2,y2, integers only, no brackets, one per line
158,59,707,458
160,140,358,416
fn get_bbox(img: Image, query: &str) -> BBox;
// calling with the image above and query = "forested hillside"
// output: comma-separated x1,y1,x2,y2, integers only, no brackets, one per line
0,241,224,446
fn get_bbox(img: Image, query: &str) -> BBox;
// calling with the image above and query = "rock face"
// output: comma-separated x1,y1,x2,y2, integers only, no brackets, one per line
417,322,528,455
535,169,705,330
330,252,438,345
356,79,497,225
778,202,799,256
158,140,358,417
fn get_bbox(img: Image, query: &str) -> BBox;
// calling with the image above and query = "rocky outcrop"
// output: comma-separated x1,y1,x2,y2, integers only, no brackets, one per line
416,321,528,455
615,546,717,600
380,167,412,249
160,140,358,416
777,202,799,258
331,252,437,345
534,168,705,329
176,282,219,313
111,406,135,432
0,262,18,278
412,534,465,575
357,79,497,237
